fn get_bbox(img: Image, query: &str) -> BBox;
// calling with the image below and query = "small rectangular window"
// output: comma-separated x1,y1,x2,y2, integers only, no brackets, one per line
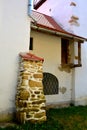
29,37,33,50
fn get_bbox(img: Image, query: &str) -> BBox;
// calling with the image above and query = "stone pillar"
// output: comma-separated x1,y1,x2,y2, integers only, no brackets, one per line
16,52,46,123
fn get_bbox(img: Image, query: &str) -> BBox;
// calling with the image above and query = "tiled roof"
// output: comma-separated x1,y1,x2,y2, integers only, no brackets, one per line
19,52,44,61
31,10,87,42
31,10,65,33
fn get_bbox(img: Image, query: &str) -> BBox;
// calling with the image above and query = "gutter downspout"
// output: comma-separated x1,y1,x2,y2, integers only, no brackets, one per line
28,0,37,23
28,0,33,15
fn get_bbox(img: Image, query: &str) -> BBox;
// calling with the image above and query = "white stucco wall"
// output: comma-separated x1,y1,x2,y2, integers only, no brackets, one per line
31,30,72,105
0,0,30,119
71,1,87,105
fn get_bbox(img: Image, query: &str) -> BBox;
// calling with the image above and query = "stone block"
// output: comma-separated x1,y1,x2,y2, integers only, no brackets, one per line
40,106,46,110
39,116,47,122
18,101,27,108
37,70,43,73
22,75,29,80
21,79,28,86
39,94,45,99
29,80,43,88
23,64,29,68
32,99,46,105
20,73,30,76
29,106,39,112
33,74,43,78
34,111,46,118
19,90,30,100
37,62,43,66
30,97,38,101
26,108,39,112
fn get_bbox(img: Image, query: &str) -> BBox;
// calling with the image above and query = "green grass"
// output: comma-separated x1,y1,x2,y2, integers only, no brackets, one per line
0,106,87,130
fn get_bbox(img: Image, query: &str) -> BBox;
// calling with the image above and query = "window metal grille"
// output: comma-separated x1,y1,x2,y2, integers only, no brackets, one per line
42,72,59,95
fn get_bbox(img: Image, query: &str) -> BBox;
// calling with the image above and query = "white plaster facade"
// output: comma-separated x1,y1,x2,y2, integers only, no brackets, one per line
70,0,87,105
37,0,87,106
0,0,30,121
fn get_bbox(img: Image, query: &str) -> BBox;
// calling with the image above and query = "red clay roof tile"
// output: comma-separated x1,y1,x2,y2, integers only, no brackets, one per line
31,10,87,41
19,52,44,62
32,10,64,32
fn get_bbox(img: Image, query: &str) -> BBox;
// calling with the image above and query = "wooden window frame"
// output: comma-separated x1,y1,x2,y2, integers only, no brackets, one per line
61,38,70,65
73,42,82,67
61,38,82,68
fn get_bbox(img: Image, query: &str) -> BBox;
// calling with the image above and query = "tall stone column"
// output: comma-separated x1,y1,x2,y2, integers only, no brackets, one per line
16,52,46,123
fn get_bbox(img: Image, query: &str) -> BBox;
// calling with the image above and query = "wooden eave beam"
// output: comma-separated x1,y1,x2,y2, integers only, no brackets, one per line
34,0,47,9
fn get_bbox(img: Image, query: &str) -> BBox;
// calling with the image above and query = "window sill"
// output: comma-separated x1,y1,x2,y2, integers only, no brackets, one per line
61,63,82,68
70,64,82,68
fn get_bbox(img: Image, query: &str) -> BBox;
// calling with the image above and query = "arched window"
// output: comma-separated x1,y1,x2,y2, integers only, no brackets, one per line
42,72,59,95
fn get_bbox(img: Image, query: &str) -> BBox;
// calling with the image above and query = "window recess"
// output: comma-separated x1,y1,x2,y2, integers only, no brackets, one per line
61,38,82,68
29,37,33,50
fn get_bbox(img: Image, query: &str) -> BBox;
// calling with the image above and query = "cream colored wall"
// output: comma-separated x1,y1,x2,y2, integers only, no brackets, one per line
0,0,30,121
31,30,73,105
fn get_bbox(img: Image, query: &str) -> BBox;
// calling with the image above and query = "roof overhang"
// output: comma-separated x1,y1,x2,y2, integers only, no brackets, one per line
31,23,87,43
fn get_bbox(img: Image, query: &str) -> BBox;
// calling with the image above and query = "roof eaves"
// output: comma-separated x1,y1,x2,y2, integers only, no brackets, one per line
31,23,87,42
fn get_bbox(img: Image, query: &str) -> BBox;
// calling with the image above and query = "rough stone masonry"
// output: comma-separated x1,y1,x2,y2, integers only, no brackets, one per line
16,52,46,123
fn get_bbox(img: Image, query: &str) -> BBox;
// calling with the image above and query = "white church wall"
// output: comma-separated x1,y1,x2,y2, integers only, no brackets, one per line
0,0,30,121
